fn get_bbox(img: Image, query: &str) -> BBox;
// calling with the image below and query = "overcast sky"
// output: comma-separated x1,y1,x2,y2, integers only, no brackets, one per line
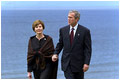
1,1,119,10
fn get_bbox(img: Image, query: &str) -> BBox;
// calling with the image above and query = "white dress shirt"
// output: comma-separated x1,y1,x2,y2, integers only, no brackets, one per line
70,23,78,36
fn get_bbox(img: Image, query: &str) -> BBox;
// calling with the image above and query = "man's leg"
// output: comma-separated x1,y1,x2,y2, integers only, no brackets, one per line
64,65,84,79
64,65,74,79
73,71,84,79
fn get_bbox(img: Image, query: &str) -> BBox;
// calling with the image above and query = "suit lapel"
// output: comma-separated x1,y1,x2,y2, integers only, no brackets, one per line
66,26,71,47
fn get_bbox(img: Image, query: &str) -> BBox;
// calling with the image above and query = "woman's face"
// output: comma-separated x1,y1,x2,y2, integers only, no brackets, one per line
34,24,43,34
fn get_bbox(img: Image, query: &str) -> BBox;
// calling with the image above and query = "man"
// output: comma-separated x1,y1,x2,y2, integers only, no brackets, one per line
52,10,92,79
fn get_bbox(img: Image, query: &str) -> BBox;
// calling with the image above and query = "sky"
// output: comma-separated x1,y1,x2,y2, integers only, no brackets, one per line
1,1,119,10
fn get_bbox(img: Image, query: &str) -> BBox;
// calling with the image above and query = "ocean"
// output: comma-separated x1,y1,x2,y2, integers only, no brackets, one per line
1,9,119,79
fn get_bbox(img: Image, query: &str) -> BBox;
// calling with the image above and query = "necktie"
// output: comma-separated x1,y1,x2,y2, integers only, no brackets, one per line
70,28,74,45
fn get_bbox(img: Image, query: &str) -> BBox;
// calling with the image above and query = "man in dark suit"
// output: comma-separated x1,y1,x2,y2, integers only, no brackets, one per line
52,10,92,79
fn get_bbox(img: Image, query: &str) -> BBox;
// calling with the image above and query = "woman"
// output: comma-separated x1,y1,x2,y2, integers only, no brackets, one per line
27,20,58,79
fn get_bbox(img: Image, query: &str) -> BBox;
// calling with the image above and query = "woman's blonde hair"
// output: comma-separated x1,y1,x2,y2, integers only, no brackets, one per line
32,20,45,31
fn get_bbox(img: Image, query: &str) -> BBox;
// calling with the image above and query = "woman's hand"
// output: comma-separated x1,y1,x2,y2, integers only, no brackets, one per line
28,72,32,79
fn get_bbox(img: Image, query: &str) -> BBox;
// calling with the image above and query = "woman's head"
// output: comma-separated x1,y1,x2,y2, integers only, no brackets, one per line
32,20,45,34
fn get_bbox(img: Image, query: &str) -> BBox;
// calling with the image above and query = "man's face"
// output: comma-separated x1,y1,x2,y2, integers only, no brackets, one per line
68,12,78,27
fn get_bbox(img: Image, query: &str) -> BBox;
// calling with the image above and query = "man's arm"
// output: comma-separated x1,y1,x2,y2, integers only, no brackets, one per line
54,28,64,54
83,29,92,72
84,29,92,65
52,29,64,62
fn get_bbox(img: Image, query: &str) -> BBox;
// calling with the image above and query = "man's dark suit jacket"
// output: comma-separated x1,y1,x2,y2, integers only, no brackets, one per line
54,24,92,72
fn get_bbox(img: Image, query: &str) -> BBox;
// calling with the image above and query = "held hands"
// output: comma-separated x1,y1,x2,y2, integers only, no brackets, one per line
28,72,32,79
83,64,89,72
52,54,58,62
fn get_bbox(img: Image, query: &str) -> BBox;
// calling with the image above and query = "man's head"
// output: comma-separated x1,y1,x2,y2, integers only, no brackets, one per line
68,10,80,27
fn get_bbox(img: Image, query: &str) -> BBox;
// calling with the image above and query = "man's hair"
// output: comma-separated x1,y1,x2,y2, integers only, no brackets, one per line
69,10,80,21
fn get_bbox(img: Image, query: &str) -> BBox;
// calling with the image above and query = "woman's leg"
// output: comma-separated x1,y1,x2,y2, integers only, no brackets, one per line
33,69,41,79
40,63,52,79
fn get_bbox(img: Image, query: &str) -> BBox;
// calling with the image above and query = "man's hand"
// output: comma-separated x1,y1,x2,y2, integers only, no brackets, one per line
52,54,58,62
28,72,32,79
83,64,89,72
